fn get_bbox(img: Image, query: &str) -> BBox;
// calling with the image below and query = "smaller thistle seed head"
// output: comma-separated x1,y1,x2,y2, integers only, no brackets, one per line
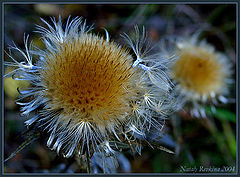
172,44,227,98
161,34,233,118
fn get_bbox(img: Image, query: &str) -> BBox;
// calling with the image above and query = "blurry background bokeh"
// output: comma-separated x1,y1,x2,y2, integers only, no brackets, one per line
4,4,236,173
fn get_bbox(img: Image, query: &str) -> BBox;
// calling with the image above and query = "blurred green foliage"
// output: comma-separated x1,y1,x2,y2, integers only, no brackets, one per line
205,107,236,123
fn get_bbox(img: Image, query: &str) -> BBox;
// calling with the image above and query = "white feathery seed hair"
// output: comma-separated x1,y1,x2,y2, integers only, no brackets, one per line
5,16,176,165
160,32,233,118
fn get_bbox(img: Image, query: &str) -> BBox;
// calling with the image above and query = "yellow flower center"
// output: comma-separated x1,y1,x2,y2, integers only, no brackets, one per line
41,33,137,126
171,46,224,97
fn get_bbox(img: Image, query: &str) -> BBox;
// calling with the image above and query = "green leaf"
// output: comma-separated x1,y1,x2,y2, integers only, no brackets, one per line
149,141,175,154
155,145,175,154
207,5,228,23
222,122,237,158
4,133,39,162
205,107,236,123
221,22,236,32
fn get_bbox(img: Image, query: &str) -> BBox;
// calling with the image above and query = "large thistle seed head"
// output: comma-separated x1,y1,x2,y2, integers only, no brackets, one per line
5,16,176,160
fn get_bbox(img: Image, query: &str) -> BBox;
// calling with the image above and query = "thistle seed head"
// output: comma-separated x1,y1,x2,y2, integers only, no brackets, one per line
41,33,138,127
5,16,176,159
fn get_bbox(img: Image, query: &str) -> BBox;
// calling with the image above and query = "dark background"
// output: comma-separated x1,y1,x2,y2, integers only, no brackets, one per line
4,4,236,173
